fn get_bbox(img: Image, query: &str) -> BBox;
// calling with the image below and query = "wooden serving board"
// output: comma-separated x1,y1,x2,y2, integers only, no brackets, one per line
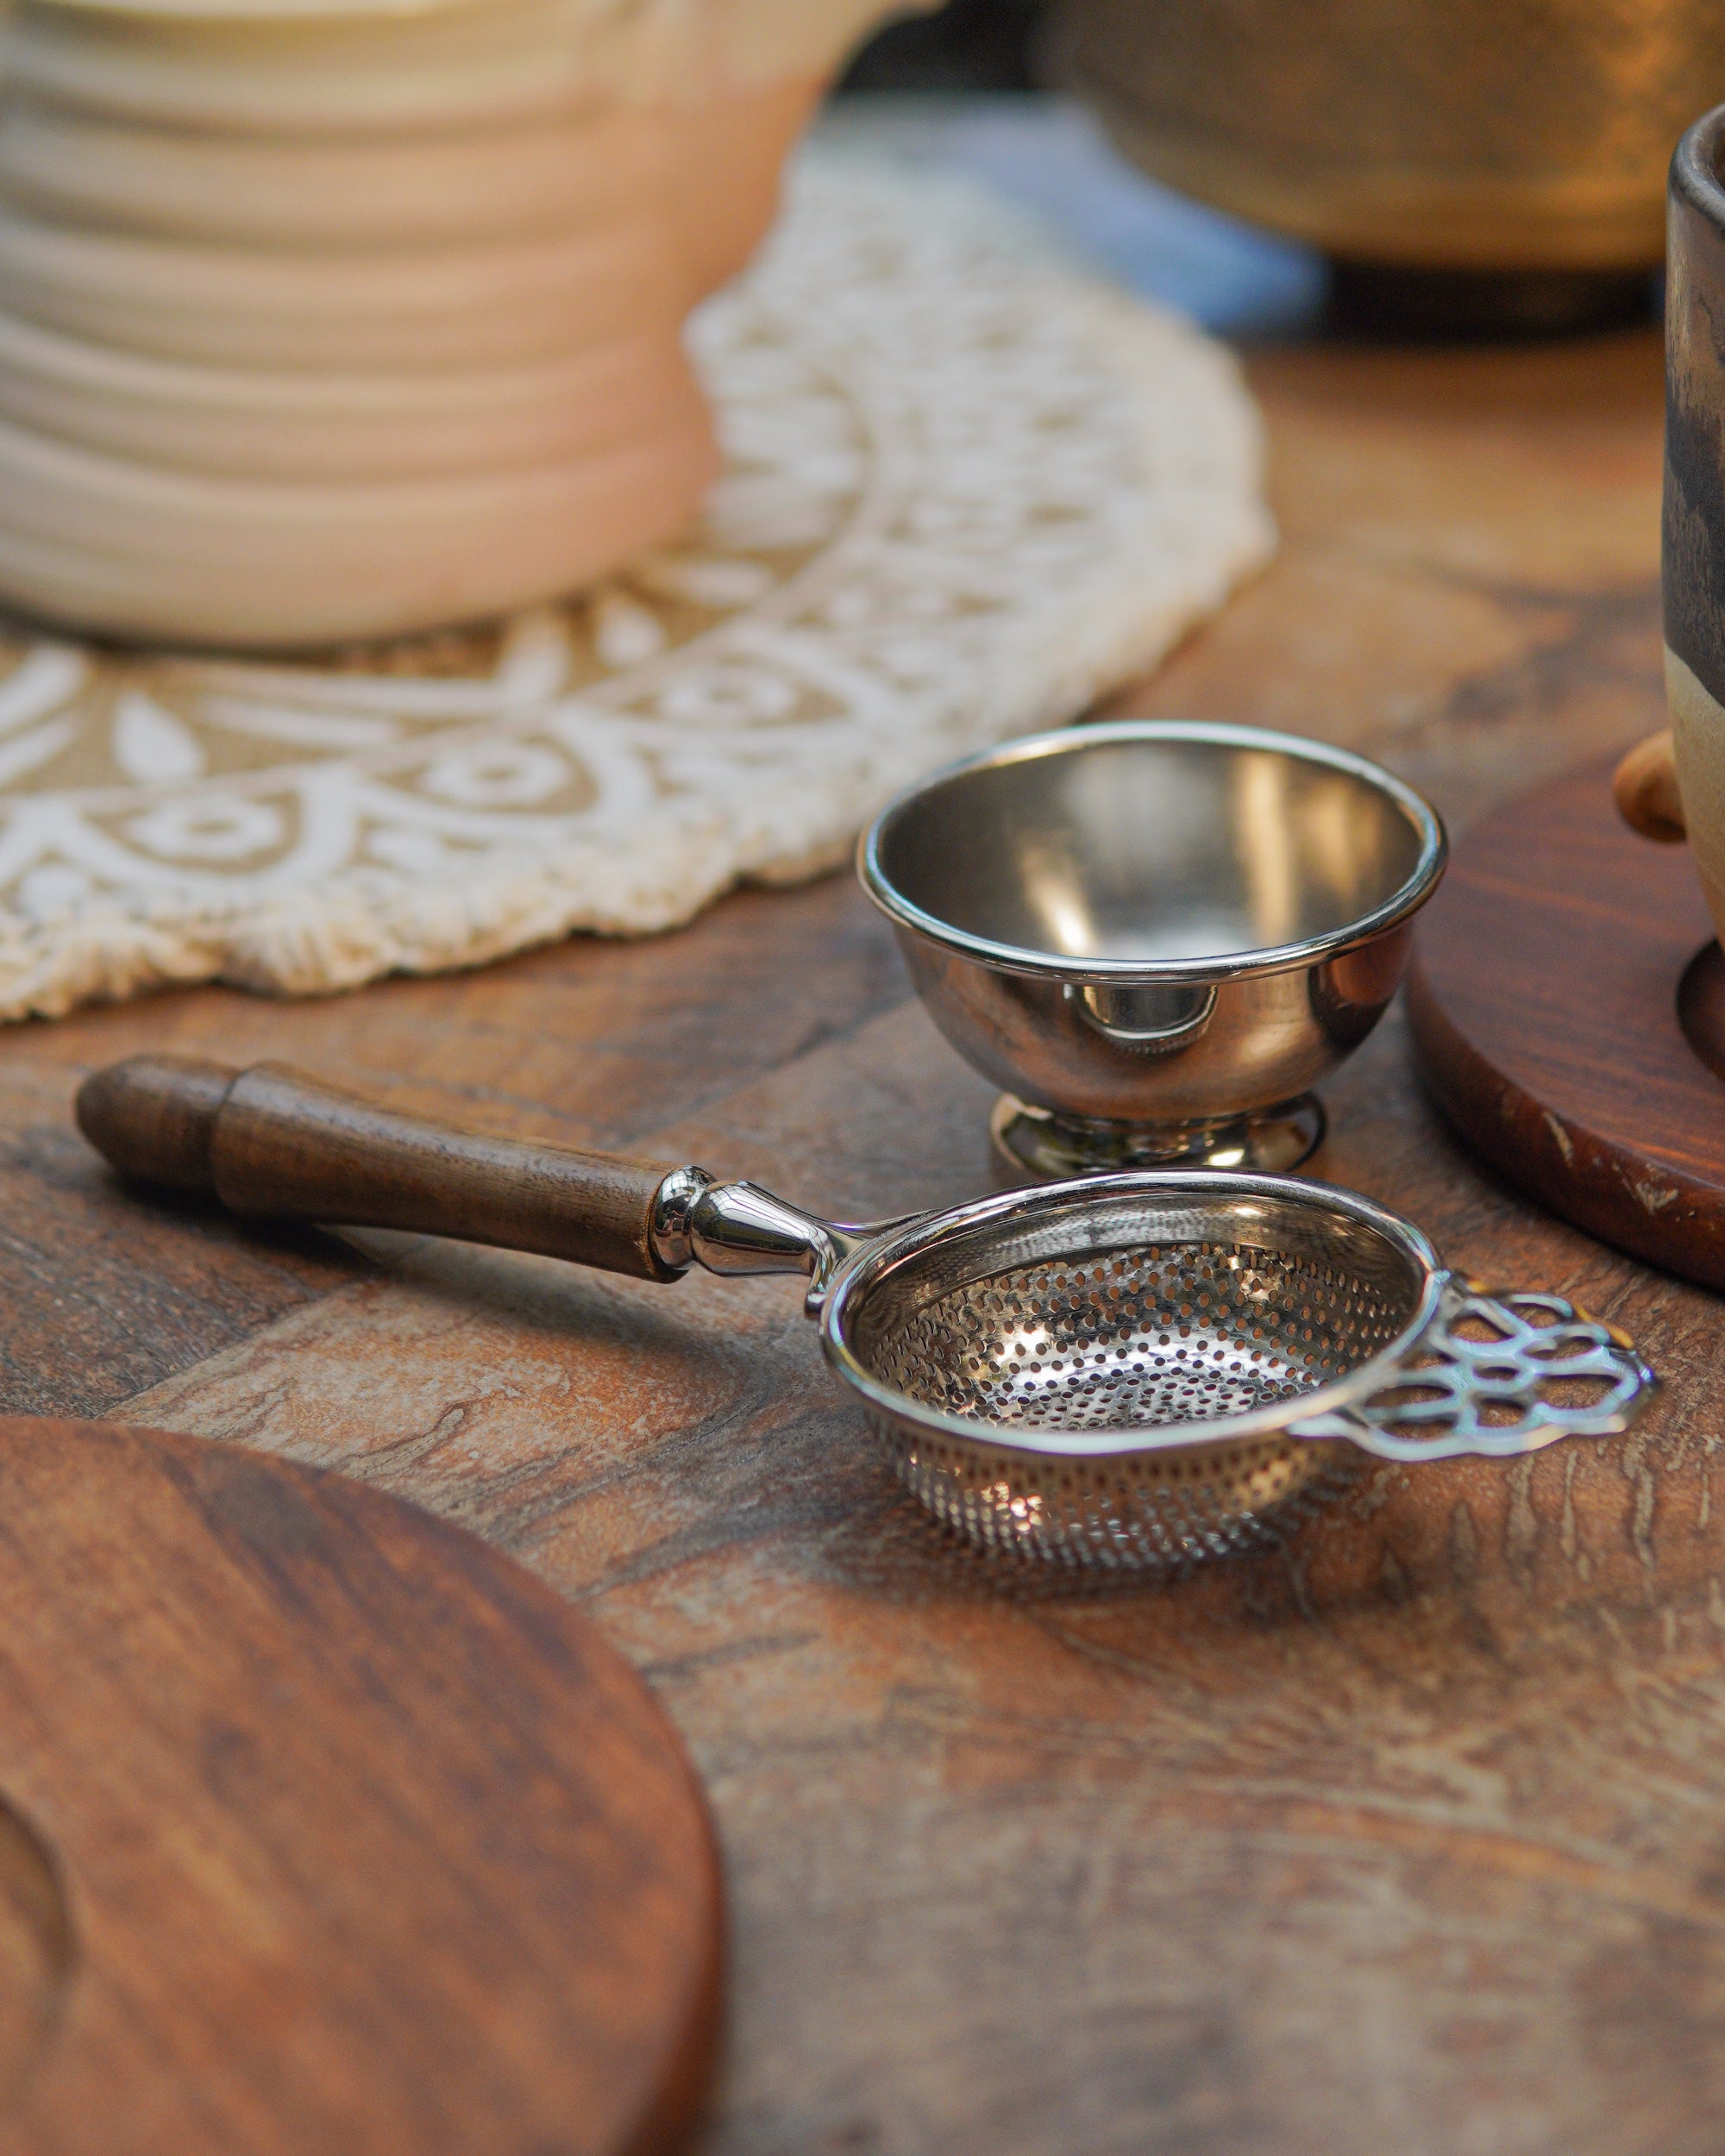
1408,751,1725,1289
0,1417,719,2156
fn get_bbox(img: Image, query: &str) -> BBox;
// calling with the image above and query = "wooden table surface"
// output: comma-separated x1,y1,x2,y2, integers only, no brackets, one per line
2,323,1710,2156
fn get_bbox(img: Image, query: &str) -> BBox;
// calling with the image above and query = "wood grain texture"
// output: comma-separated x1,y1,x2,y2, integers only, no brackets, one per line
0,324,1711,2154
0,872,905,1417
0,1415,719,2156
1408,753,1725,1287
107,991,1725,2156
0,1113,356,1420
1117,330,1668,824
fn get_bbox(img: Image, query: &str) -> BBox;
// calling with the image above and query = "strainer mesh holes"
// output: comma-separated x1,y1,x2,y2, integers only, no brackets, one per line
871,1239,1405,1434
877,1422,1362,1571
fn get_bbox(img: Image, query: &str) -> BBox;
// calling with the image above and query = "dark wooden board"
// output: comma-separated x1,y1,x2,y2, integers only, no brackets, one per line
1407,750,1725,1287
0,1417,719,2156
0,325,1711,2156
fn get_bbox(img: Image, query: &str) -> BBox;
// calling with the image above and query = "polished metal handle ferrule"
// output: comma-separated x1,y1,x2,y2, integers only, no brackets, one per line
653,1170,857,1298
650,1169,931,1313
687,1181,842,1279
648,1165,718,1274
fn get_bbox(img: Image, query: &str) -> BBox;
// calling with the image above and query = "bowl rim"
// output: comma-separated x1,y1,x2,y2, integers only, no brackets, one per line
856,718,1448,982
1672,103,1725,242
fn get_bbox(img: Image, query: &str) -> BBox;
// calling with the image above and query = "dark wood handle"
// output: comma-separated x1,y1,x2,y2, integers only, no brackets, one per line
75,1055,682,1282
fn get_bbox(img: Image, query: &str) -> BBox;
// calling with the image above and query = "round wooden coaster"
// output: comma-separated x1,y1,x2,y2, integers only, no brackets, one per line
0,1418,719,2156
1408,751,1725,1290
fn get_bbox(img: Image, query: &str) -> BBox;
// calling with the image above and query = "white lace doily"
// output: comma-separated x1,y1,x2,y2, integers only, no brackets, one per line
0,152,1272,1019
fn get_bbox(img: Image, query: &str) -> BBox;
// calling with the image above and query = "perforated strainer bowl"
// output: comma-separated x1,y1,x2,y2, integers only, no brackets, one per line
78,1057,1659,1576
802,1171,1653,1567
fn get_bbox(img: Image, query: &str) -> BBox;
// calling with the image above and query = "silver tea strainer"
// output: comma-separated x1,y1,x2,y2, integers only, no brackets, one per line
78,1058,1656,1571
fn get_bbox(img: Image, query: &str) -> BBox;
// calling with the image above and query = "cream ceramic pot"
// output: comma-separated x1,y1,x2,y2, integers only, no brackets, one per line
0,0,922,649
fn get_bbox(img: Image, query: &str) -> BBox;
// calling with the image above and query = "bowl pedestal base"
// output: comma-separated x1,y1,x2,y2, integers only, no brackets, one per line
988,1092,1327,1185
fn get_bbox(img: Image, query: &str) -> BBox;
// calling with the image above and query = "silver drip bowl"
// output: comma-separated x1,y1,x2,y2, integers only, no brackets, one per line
858,720,1446,1180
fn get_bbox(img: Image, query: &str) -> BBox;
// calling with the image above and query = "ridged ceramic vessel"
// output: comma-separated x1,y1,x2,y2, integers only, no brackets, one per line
1055,0,1725,273
0,0,920,648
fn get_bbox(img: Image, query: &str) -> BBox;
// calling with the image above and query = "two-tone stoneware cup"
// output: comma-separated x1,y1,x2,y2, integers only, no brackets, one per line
1617,104,1725,905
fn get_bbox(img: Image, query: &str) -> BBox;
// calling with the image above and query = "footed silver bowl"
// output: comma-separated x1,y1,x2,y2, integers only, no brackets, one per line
858,720,1446,1180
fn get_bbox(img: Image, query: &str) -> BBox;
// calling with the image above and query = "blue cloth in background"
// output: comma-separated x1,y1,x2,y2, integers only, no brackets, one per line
816,95,1326,337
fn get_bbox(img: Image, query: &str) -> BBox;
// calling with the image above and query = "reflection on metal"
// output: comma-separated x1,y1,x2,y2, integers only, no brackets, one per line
859,719,1446,1175
1235,749,1297,950
1066,980,1217,1054
988,1090,1325,1180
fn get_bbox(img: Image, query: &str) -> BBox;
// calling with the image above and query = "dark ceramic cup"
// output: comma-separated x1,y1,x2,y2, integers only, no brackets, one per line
1617,104,1725,918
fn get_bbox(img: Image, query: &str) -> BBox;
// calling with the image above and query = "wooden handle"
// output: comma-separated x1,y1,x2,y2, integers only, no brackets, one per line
1613,730,1687,843
75,1055,682,1282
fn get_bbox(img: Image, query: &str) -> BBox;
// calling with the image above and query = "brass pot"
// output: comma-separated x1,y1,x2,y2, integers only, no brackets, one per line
1053,0,1725,273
